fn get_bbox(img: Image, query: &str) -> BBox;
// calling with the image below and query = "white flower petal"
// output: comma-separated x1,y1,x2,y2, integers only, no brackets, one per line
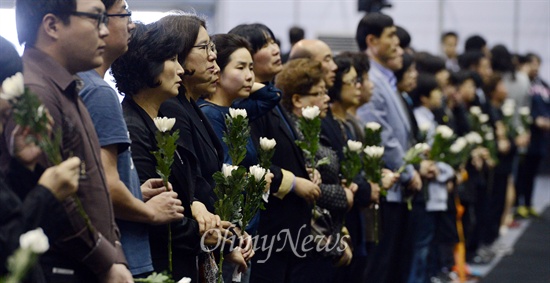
222,163,238,178
347,140,363,153
0,72,24,101
259,137,276,150
301,105,320,120
518,107,530,116
365,122,381,131
229,108,247,118
249,165,267,181
469,106,482,116
19,228,49,254
435,125,454,139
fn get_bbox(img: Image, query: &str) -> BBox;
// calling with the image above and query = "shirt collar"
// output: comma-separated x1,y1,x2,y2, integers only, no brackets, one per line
370,59,397,91
23,48,81,95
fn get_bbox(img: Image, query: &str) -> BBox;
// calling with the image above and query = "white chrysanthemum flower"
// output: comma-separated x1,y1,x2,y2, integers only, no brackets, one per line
0,72,24,101
414,143,430,152
464,132,483,145
301,105,321,120
419,123,431,133
222,163,238,178
19,228,49,254
177,278,192,283
479,114,489,124
153,117,176,132
518,107,530,116
469,106,482,116
249,165,267,181
435,125,454,139
484,132,495,141
363,145,384,158
347,140,363,153
450,137,467,153
229,108,247,119
502,105,515,117
259,137,276,151
365,122,381,131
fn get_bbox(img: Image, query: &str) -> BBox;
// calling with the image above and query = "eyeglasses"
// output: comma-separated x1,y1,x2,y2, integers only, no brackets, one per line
342,78,360,86
193,41,217,57
70,11,109,29
107,9,132,23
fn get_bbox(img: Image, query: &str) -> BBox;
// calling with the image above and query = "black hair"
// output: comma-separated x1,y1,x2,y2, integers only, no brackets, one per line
0,36,23,83
449,70,474,87
102,0,118,10
491,44,515,76
396,25,411,49
339,51,370,80
482,73,503,100
328,55,354,102
458,51,485,70
289,26,305,45
211,34,252,73
355,13,394,52
394,52,415,82
415,52,446,75
16,0,76,46
229,23,276,55
526,52,541,63
410,73,439,108
158,13,206,73
441,31,458,42
464,35,487,52
111,21,185,96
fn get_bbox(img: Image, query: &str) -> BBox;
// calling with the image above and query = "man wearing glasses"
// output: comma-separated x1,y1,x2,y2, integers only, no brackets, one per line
2,0,133,282
78,0,185,278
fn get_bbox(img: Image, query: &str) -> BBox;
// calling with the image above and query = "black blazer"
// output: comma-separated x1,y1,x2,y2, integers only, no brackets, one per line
159,94,224,212
122,96,201,281
250,105,311,251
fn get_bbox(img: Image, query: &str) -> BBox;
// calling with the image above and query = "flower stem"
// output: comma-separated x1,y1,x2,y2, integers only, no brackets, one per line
218,252,224,283
72,194,95,234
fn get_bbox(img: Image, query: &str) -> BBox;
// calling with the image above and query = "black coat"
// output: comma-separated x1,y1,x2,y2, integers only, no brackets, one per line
122,96,201,281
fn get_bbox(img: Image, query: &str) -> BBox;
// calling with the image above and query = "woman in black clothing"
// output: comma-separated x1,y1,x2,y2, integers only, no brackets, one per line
156,14,251,280
111,21,209,281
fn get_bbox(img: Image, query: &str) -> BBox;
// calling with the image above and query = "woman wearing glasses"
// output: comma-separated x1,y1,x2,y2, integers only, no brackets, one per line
110,21,200,280
276,58,356,282
157,13,253,281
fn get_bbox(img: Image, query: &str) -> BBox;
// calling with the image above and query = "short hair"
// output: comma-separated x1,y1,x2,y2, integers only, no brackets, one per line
464,35,487,52
276,58,324,112
396,25,411,49
229,23,276,55
410,73,439,108
394,52,415,83
157,12,206,70
0,36,23,82
16,0,76,46
482,73,503,99
526,52,541,64
441,31,458,42
111,21,185,97
355,13,394,52
415,52,446,75
289,26,305,45
102,0,118,10
211,34,252,73
491,44,514,74
339,51,370,78
458,51,485,70
328,55,354,102
449,70,474,87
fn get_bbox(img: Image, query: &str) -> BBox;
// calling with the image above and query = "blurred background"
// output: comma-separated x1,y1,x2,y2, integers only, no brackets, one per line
0,0,548,83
